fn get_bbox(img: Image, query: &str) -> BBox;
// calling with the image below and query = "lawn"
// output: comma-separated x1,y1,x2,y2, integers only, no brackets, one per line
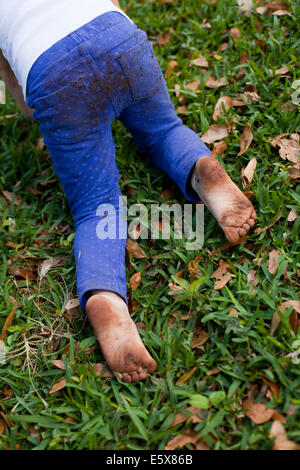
0,0,299,451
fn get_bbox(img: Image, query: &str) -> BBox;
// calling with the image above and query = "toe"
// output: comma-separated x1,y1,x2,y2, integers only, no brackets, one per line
243,223,250,231
130,371,141,382
238,227,247,237
138,369,147,381
247,218,256,227
145,357,157,373
223,227,240,243
122,373,132,383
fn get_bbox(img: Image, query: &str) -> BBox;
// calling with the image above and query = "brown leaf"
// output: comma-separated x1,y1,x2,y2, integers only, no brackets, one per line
230,27,242,40
170,406,201,427
157,32,171,46
37,137,45,151
211,260,231,280
190,331,209,348
126,239,147,259
188,255,202,279
241,158,257,189
269,134,300,164
38,257,66,281
8,265,37,281
243,398,276,424
213,96,232,121
247,269,259,287
52,359,66,370
267,249,281,274
130,272,141,290
0,419,4,434
206,367,221,376
201,124,229,144
205,76,227,88
186,79,200,92
211,140,227,158
262,378,280,399
271,300,300,336
214,271,232,290
287,209,298,222
2,190,21,206
288,167,300,179
49,378,66,395
176,367,197,384
0,305,18,342
191,55,209,68
176,105,188,114
270,421,300,450
165,428,201,450
238,124,253,157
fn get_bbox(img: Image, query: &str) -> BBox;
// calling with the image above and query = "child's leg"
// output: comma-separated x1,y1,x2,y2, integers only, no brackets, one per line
118,74,256,242
27,40,156,383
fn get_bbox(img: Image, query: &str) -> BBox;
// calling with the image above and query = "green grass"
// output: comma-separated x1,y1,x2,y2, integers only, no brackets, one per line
0,0,299,450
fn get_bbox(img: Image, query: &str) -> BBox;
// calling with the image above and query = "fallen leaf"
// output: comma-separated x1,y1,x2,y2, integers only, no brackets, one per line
214,271,232,290
247,269,259,287
211,260,231,279
211,140,227,157
126,239,147,258
205,76,227,88
176,105,188,114
271,300,300,336
272,9,291,15
37,137,45,151
237,0,253,15
49,378,66,395
186,79,200,92
52,359,66,370
8,265,37,281
287,209,298,222
188,255,202,279
213,96,232,121
170,406,201,427
238,124,253,157
201,124,229,144
157,31,171,46
275,65,290,75
2,190,21,206
267,249,281,274
190,331,209,348
0,304,18,342
0,419,4,434
230,27,242,41
287,167,300,179
65,298,80,310
176,367,197,384
241,158,257,191
243,398,276,424
165,428,201,450
206,367,221,376
269,134,300,164
262,378,280,399
130,272,141,290
38,257,66,281
191,54,209,68
270,421,300,450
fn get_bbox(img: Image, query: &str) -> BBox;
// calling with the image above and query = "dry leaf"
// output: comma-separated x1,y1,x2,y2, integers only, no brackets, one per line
267,249,281,274
205,76,227,88
130,272,141,291
206,367,221,376
201,124,229,144
157,32,171,46
243,399,276,424
38,257,66,281
237,0,253,15
188,255,202,279
170,406,201,427
126,239,147,259
238,124,253,157
270,421,300,450
262,378,280,399
176,367,197,384
269,134,300,164
191,55,209,68
190,331,209,348
165,428,201,450
213,96,232,121
247,269,259,287
186,79,200,92
288,167,300,179
8,265,37,281
177,105,188,114
211,260,231,279
211,140,227,158
2,190,21,206
230,27,242,40
241,158,257,190
287,209,298,222
214,271,232,290
271,300,300,336
49,378,66,395
52,359,66,370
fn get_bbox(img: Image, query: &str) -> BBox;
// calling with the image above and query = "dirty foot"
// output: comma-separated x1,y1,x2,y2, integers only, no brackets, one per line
86,291,156,383
191,156,256,243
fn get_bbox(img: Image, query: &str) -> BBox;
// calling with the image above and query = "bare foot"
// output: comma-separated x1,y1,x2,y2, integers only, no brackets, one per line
191,156,257,243
86,291,156,383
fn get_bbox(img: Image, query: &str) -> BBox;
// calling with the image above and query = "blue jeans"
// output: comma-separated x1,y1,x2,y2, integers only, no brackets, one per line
26,12,211,309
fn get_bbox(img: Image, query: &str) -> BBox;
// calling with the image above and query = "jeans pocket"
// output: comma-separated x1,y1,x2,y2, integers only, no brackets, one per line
115,35,162,102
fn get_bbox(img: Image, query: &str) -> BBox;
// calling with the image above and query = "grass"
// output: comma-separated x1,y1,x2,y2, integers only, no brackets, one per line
0,0,299,450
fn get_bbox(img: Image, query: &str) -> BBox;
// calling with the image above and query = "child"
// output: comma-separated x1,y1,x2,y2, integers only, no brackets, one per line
0,0,256,383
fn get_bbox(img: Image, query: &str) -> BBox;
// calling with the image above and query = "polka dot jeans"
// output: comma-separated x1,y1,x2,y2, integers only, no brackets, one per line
26,12,210,309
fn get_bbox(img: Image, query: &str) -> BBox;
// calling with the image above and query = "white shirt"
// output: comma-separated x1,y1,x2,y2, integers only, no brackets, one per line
0,0,131,96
